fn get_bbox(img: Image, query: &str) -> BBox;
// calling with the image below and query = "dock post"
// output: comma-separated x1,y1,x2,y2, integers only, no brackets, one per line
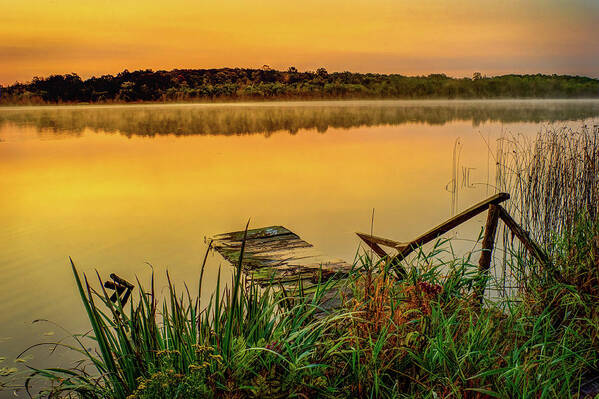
476,204,500,302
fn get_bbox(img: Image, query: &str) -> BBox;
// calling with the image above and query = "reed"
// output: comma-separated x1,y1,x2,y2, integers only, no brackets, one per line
497,124,599,245
14,122,599,396
19,227,344,398
494,123,599,291
16,214,599,398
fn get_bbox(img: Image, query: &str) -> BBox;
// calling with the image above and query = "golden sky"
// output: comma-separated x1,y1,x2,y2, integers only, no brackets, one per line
1,0,598,85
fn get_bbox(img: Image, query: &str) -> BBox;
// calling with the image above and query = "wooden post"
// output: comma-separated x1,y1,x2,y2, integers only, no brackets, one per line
104,274,134,306
497,206,551,270
497,206,562,284
476,204,500,301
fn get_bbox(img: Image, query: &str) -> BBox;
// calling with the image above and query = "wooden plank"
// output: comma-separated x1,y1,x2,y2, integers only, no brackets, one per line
212,225,352,287
356,233,404,249
496,206,569,285
213,225,295,242
392,193,510,261
215,236,313,264
355,232,399,258
355,232,408,276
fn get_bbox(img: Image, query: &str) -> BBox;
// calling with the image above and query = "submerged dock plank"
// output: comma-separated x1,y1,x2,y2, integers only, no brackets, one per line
212,225,352,286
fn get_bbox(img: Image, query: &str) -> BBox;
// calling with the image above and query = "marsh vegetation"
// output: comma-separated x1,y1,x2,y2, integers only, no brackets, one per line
16,218,599,398
7,124,599,398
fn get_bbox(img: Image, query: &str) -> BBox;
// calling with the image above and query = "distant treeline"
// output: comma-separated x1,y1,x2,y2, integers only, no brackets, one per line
1,67,599,104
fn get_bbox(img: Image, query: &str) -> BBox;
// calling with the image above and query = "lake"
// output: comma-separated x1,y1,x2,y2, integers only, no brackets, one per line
1,99,598,393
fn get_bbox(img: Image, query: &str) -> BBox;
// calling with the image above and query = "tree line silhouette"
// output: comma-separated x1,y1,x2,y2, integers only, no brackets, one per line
1,67,598,104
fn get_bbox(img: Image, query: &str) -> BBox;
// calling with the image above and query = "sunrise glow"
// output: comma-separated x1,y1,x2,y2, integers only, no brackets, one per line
1,0,598,84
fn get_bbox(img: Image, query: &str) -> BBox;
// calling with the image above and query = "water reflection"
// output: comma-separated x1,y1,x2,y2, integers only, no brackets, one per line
1,100,599,138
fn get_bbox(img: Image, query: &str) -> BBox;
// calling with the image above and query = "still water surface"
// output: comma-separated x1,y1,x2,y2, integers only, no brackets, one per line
1,100,598,392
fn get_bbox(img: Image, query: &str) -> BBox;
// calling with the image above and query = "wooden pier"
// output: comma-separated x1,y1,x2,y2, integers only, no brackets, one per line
211,193,552,300
211,225,352,287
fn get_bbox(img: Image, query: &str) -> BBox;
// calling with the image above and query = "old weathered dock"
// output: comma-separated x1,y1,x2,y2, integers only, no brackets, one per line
357,193,512,263
211,193,552,302
211,225,352,287
356,192,555,298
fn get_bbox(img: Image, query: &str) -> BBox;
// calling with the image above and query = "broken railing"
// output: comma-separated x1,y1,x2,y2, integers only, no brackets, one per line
357,192,552,298
209,192,552,302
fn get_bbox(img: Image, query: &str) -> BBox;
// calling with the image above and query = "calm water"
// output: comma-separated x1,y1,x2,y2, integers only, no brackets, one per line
1,100,598,394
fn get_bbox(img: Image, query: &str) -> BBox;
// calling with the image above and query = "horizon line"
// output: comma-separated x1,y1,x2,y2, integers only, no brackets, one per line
3,67,598,87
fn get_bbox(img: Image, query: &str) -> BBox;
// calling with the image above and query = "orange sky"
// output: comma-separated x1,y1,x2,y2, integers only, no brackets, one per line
1,0,598,85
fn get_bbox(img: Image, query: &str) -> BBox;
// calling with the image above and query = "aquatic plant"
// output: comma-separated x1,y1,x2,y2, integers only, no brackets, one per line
495,123,599,291
497,124,599,246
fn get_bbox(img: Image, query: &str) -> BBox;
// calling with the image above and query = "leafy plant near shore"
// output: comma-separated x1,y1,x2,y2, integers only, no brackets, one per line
16,212,599,398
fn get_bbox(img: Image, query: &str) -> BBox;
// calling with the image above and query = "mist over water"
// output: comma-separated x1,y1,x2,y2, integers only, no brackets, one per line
1,100,599,139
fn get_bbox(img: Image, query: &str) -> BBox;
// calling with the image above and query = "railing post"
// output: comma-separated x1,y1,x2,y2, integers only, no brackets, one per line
497,206,551,271
476,204,500,301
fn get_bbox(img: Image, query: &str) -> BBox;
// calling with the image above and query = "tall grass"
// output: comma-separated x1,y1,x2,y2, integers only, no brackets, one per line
21,237,341,398
13,123,599,397
489,123,599,298
496,123,599,248
10,124,598,397
17,214,599,398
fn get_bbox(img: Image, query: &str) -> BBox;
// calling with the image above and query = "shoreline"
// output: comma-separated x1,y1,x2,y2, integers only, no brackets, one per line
2,97,599,110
